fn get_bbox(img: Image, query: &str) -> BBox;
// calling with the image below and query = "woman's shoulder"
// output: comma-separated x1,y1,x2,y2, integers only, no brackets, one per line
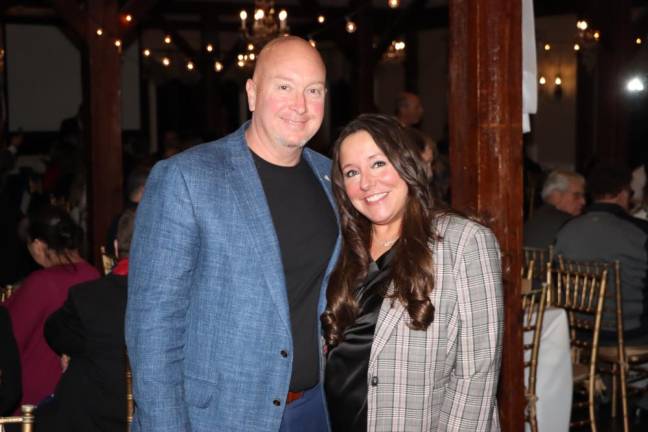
433,213,498,251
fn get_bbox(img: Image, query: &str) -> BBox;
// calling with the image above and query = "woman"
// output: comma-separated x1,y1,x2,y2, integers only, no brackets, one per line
322,114,503,431
35,209,135,431
2,205,99,409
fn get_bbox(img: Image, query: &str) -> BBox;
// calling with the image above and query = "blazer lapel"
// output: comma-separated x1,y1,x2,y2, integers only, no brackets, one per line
224,129,290,331
368,285,407,372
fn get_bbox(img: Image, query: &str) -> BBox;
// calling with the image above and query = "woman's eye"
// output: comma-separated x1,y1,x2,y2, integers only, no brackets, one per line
372,160,386,169
344,169,358,178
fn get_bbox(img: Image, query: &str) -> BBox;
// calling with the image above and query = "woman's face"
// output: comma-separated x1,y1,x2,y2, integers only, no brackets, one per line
339,130,409,231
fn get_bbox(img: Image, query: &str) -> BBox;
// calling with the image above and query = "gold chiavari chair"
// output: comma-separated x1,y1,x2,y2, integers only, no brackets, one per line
0,405,35,432
100,246,117,276
585,260,648,432
549,262,608,432
523,246,554,298
0,285,15,303
126,351,134,431
522,281,548,432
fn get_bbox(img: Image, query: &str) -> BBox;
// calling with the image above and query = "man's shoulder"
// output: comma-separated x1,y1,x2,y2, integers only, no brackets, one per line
303,147,332,171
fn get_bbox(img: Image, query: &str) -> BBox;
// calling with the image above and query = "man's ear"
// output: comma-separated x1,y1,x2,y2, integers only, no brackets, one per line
245,79,257,112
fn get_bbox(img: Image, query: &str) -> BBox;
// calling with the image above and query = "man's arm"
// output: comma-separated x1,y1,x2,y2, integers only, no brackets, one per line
440,224,504,431
126,160,199,431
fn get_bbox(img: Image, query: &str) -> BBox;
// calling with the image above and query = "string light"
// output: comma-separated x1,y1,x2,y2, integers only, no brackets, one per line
249,53,256,61
96,28,103,36
114,39,121,48
388,0,400,8
554,76,562,86
125,14,132,22
576,20,588,31
143,49,151,57
278,10,288,22
247,43,255,51
214,61,223,72
186,61,194,71
538,76,546,85
544,43,551,51
164,35,172,44
206,44,213,52
254,8,265,20
346,19,357,34
162,57,171,67
574,43,580,51
636,37,642,45
593,31,600,40
317,15,325,24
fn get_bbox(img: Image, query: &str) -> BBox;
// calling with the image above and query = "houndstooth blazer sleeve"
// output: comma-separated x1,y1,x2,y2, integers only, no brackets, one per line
366,215,503,432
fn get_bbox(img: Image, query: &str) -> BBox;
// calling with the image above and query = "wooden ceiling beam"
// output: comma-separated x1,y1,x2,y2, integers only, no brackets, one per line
49,0,86,39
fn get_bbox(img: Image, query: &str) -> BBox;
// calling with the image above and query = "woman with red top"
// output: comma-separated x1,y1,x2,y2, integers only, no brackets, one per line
2,204,99,409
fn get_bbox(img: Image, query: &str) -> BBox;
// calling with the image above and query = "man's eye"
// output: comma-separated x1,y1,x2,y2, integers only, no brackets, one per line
279,84,290,90
308,88,323,96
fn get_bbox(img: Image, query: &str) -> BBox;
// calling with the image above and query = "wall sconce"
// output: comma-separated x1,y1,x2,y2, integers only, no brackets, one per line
553,75,563,99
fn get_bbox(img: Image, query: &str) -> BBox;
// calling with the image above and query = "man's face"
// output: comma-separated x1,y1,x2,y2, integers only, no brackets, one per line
246,41,326,152
555,179,586,216
399,94,423,127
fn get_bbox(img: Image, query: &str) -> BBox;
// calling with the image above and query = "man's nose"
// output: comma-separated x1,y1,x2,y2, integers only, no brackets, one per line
291,92,307,114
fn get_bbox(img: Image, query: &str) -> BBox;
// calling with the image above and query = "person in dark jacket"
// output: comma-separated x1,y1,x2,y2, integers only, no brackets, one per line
0,305,21,415
36,209,135,432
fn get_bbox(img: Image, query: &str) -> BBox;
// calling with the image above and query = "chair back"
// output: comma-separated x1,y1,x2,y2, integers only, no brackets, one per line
100,246,116,276
523,246,554,282
0,405,35,432
125,351,134,430
0,285,15,303
522,282,548,432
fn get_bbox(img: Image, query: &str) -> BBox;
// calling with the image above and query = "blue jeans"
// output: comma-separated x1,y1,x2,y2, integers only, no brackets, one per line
279,383,329,432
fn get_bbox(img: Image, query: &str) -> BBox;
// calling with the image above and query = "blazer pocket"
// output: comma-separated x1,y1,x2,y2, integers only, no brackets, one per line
184,375,215,409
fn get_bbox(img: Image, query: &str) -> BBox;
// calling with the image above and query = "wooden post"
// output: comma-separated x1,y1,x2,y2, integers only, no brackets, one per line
85,0,123,265
448,1,524,431
52,0,158,265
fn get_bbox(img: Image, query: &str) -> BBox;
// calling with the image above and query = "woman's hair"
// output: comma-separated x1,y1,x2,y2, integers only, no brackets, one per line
27,204,83,260
322,113,445,347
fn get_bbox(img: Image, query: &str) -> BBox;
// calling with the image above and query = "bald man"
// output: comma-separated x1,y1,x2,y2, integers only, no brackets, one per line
126,36,340,432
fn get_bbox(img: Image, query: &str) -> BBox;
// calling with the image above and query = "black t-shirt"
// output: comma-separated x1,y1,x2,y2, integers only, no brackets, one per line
253,152,338,391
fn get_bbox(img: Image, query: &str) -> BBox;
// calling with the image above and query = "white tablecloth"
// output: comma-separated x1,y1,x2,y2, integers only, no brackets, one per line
525,307,572,432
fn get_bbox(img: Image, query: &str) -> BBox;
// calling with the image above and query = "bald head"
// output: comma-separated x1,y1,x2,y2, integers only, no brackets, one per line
253,36,325,82
245,35,327,166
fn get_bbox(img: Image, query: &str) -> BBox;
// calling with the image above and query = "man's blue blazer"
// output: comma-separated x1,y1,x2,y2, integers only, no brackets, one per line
126,123,340,431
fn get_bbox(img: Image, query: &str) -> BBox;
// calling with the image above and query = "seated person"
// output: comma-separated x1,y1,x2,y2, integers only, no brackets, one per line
2,205,99,410
524,169,585,248
556,163,648,345
0,305,21,415
36,209,135,431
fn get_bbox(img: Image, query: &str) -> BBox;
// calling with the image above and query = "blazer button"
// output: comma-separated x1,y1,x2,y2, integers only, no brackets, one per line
280,350,288,358
371,376,379,386
273,399,281,406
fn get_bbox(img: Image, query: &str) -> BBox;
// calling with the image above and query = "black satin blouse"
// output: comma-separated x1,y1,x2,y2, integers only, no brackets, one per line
325,249,394,432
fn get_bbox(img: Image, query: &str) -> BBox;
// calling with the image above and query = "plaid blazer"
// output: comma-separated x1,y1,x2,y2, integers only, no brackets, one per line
366,215,503,431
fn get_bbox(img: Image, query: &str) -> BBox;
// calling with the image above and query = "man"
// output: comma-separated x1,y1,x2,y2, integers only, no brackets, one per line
555,163,648,345
524,169,585,248
395,91,424,127
126,36,339,432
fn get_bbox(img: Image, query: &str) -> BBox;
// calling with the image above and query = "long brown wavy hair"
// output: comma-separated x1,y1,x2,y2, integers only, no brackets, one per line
322,113,445,348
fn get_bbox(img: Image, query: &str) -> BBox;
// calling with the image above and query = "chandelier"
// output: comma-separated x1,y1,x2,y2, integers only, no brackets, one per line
239,1,289,51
